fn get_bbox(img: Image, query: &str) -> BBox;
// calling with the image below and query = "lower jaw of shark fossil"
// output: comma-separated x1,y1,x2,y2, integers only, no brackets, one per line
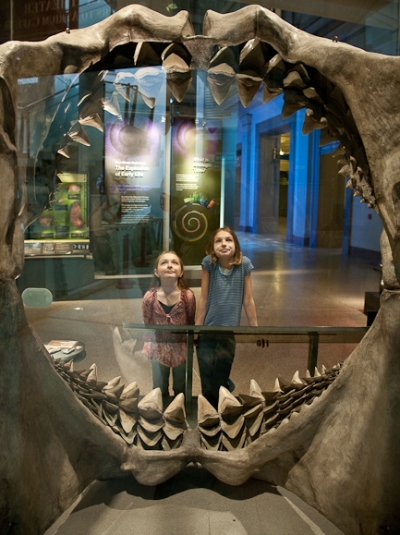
1,278,400,535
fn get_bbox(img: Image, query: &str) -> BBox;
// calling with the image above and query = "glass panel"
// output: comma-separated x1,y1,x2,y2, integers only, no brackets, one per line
15,3,388,404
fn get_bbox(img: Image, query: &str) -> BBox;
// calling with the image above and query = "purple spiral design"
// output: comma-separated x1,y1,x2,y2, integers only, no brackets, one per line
173,204,208,242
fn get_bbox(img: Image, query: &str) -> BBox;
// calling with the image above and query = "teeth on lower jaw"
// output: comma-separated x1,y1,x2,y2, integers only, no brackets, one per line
54,360,343,451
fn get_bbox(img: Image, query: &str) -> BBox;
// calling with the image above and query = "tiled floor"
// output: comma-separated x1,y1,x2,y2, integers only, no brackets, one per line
25,231,380,535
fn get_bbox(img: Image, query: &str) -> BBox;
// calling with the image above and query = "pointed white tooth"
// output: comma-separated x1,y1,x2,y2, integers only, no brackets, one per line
138,388,163,419
198,394,219,426
314,367,321,377
273,378,282,393
86,363,98,385
104,376,121,389
218,386,242,416
164,393,187,425
305,370,311,378
321,364,328,374
291,371,303,385
250,379,262,396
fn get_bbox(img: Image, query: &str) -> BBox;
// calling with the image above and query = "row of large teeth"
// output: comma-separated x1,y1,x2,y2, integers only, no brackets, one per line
55,38,376,210
54,359,341,451
198,365,341,451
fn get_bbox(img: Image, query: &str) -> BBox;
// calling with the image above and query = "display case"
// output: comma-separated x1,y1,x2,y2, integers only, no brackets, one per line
24,172,90,257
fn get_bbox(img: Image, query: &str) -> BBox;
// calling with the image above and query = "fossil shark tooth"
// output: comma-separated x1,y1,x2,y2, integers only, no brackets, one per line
86,363,98,385
161,434,183,451
67,123,91,146
104,383,125,404
283,70,306,89
118,408,137,434
104,376,121,389
139,416,164,433
199,423,221,437
200,433,222,451
207,72,235,105
139,92,156,109
78,113,103,132
114,83,132,102
221,430,246,451
314,367,321,377
218,386,243,417
134,42,161,67
57,145,70,158
137,426,163,448
162,43,191,72
102,92,122,119
262,84,282,104
321,364,328,375
273,378,282,393
282,88,308,118
264,53,288,90
246,410,264,437
249,380,264,398
291,371,304,386
209,46,238,72
163,421,185,441
138,388,163,420
163,393,186,425
262,400,279,415
166,71,192,103
221,414,245,439
119,382,139,412
197,394,220,427
244,402,263,422
236,73,262,107
120,381,139,397
302,109,328,135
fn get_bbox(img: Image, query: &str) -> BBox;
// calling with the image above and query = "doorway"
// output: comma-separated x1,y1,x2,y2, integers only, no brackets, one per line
257,131,290,235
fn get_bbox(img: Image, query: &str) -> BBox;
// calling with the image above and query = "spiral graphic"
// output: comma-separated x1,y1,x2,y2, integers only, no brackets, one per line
173,203,209,242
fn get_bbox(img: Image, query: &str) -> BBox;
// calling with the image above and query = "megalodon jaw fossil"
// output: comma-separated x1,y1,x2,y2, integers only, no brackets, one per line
0,5,399,535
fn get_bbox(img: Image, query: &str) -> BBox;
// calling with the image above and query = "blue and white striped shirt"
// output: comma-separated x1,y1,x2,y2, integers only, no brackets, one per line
202,255,254,326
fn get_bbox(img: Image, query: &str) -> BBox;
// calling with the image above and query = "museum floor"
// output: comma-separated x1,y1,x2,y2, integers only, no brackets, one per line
25,230,381,535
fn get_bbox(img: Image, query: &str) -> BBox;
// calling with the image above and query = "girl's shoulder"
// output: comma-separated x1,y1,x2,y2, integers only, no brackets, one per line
143,287,157,300
202,255,217,271
181,288,195,300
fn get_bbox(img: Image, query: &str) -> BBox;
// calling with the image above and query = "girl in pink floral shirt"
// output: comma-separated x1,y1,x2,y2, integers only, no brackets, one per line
142,251,196,397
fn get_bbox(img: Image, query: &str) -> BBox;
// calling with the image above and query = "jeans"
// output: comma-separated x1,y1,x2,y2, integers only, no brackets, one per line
196,332,236,408
151,359,186,397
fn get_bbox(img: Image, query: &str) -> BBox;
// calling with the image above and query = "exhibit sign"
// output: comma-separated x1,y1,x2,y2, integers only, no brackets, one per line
93,67,167,276
170,117,222,265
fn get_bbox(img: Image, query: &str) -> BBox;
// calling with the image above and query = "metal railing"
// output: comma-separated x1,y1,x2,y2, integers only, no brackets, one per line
123,324,368,406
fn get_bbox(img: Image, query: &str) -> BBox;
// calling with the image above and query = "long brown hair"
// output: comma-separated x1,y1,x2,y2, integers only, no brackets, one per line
205,227,243,265
151,251,189,289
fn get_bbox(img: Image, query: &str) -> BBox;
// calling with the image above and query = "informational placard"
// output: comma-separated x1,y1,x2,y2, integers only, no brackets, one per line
170,117,222,265
94,67,167,277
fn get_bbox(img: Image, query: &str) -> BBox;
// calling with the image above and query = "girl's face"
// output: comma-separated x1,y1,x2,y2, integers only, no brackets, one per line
213,230,236,260
154,252,183,282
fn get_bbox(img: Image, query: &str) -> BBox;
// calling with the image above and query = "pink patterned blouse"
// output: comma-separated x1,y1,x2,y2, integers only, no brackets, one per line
142,288,196,367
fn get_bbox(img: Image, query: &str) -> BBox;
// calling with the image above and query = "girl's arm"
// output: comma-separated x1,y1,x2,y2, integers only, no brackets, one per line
243,273,258,326
186,289,196,324
142,291,153,325
195,267,210,325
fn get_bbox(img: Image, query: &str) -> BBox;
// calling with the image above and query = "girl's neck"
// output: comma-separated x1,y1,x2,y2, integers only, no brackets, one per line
158,280,179,295
217,257,232,269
